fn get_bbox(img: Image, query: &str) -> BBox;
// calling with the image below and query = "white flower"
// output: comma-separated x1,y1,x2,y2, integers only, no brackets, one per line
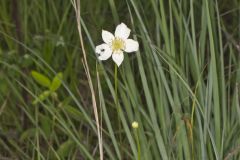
95,23,139,67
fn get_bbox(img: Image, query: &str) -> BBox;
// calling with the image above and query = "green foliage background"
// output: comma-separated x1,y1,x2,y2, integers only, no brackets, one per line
0,0,240,159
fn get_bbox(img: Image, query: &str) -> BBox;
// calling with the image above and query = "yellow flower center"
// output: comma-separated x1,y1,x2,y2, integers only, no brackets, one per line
111,38,125,52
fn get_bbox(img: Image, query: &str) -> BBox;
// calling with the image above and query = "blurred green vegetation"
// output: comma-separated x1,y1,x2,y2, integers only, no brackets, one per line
0,0,240,159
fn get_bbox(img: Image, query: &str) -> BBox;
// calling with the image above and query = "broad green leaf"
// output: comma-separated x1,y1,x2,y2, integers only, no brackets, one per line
39,113,51,138
20,128,36,142
32,90,51,105
31,70,51,88
62,105,86,122
57,139,75,158
50,72,63,92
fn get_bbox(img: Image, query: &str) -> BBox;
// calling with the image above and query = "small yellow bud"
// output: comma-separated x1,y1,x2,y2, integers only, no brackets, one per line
132,121,139,129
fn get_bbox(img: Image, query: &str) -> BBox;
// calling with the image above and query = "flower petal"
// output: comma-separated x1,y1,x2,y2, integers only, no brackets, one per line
124,39,139,53
112,51,124,67
114,23,130,39
102,30,114,44
95,43,112,60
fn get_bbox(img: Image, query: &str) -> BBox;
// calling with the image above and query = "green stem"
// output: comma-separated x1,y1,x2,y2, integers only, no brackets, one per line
114,64,121,140
136,129,141,160
114,64,118,105
35,105,40,160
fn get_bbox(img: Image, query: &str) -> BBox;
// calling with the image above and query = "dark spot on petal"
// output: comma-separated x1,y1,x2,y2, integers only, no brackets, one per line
96,51,101,56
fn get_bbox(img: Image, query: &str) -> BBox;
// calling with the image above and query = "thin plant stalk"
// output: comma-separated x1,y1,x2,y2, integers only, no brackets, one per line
71,0,103,159
135,129,141,160
114,64,121,141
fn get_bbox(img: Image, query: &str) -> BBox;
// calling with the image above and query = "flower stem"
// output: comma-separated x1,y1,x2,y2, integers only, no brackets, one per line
135,129,141,160
114,64,118,105
114,64,121,140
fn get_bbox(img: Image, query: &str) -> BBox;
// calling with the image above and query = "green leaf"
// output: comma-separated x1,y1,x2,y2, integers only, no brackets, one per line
32,90,51,105
39,113,51,138
50,72,63,92
57,139,75,158
63,105,86,122
20,128,36,142
31,70,51,88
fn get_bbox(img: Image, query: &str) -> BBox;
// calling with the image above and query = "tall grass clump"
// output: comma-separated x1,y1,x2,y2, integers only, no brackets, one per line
0,0,240,159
